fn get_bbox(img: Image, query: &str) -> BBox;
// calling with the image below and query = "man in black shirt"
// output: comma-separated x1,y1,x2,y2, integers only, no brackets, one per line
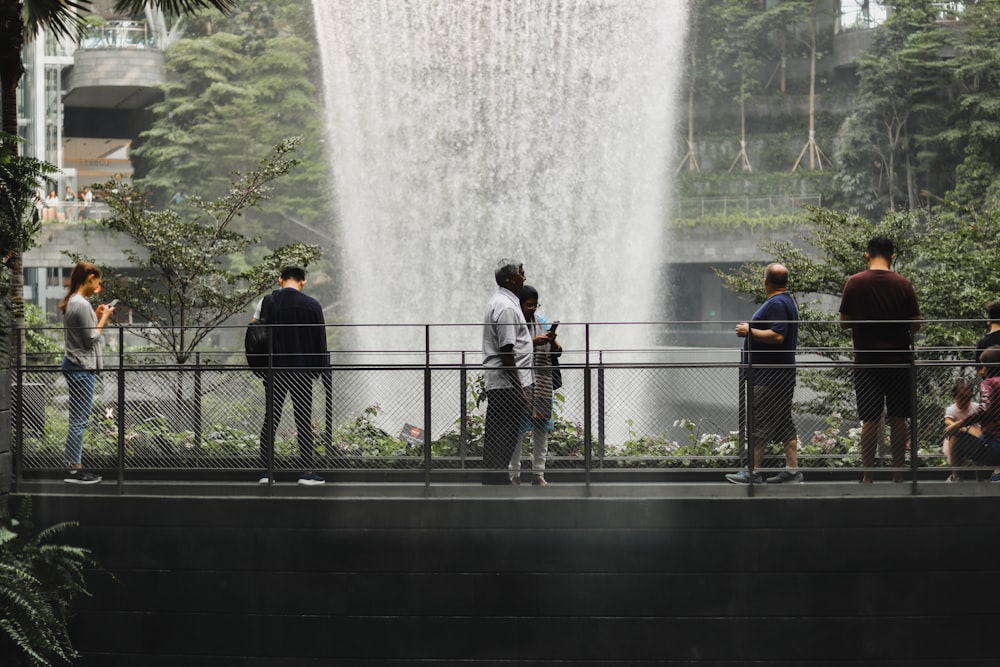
257,267,329,485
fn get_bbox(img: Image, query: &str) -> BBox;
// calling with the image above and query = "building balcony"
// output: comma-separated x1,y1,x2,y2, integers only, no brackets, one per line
61,21,165,110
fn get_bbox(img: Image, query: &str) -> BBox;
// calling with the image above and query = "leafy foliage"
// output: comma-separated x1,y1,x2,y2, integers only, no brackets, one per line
0,135,58,368
70,138,322,364
720,203,1000,354
0,135,54,265
131,0,328,242
944,0,1000,210
22,304,61,366
671,212,811,231
838,0,952,214
718,203,1000,441
0,498,97,667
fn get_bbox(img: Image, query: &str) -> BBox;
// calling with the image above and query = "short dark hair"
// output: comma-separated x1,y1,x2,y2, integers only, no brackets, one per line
866,236,895,261
987,300,1000,323
519,284,539,303
280,266,306,282
982,345,1000,377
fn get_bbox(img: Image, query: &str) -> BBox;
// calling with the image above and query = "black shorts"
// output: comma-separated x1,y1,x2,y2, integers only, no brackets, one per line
853,366,911,422
750,382,797,445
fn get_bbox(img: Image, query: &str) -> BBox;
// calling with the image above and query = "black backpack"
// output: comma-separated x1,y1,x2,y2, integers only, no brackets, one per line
244,293,275,377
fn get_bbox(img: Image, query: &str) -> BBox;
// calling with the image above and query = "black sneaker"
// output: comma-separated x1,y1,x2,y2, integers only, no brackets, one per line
766,470,804,484
64,470,102,485
297,471,325,486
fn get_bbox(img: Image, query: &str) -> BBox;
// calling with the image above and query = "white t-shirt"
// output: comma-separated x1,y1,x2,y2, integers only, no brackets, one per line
944,401,980,456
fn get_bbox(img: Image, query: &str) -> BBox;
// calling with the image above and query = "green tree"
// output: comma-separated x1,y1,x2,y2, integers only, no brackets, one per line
945,0,1000,210
72,138,322,365
131,0,328,240
0,497,96,667
719,203,1000,420
676,0,718,174
708,0,768,173
0,0,237,371
0,135,56,368
836,1,952,214
745,0,832,170
131,32,258,203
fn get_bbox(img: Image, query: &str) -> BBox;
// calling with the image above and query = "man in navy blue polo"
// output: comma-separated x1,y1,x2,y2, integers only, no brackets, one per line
727,263,801,484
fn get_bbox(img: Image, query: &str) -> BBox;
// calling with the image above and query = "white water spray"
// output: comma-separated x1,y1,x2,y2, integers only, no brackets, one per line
312,1,687,344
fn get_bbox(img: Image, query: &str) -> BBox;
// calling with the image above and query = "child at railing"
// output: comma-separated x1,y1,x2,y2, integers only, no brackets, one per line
944,346,1000,480
943,376,979,482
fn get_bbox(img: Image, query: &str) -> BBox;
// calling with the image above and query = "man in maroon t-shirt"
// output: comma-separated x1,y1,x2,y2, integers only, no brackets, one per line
839,236,921,483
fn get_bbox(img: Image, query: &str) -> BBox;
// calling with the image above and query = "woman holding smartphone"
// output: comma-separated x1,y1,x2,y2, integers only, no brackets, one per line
60,261,115,484
508,284,561,486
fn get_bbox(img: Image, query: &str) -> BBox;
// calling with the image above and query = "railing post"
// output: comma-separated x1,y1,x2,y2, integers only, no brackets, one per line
744,330,756,495
597,351,605,469
263,325,275,490
194,352,203,450
909,354,919,494
116,325,125,492
13,325,24,492
423,325,432,487
583,324,592,488
459,351,468,467
323,365,333,462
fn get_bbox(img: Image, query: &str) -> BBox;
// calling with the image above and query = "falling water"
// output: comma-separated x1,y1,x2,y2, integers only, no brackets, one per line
310,2,688,441
312,1,686,340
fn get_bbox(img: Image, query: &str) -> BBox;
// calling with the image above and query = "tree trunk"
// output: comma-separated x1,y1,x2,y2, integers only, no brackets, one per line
676,20,699,174
1,2,27,373
0,2,24,141
780,31,787,94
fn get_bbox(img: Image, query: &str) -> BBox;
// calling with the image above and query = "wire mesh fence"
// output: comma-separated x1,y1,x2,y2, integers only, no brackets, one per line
10,321,995,484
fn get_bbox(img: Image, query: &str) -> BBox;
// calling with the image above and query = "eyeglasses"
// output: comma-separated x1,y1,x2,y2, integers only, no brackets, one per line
524,303,539,310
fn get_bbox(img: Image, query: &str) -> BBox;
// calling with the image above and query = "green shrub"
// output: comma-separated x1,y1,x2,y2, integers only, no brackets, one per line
1,498,97,666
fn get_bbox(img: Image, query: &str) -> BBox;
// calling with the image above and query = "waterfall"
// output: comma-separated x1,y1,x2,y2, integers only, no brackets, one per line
312,1,686,343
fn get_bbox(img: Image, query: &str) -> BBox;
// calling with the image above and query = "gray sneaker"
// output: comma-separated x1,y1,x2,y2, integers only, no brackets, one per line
725,469,762,484
766,470,804,484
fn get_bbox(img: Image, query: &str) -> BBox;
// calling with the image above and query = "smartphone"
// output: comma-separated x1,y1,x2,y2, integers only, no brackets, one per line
549,321,559,334
107,299,119,308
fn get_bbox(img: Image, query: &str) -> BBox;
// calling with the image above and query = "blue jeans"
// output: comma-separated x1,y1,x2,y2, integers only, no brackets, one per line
62,359,96,466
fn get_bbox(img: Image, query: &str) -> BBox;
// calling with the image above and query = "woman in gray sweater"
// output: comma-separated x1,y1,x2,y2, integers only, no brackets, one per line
60,261,115,484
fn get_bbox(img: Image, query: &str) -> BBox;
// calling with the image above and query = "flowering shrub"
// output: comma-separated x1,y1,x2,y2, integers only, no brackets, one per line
23,380,945,470
798,412,862,467
332,404,412,458
604,418,741,468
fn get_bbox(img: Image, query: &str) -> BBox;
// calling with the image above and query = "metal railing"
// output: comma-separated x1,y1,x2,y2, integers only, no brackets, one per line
671,195,822,220
38,201,112,223
10,320,996,492
79,20,161,51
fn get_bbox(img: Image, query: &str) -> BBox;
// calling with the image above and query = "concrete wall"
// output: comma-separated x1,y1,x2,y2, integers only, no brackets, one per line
24,491,1000,666
25,223,144,270
63,49,165,110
